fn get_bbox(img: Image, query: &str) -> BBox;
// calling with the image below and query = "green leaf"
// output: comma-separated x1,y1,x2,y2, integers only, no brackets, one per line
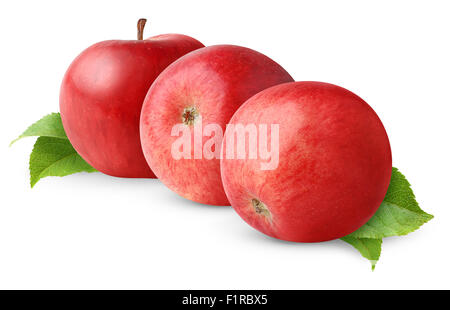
11,113,67,145
341,236,382,271
12,112,98,186
347,168,433,239
341,167,433,270
29,136,96,187
346,201,433,239
384,167,430,215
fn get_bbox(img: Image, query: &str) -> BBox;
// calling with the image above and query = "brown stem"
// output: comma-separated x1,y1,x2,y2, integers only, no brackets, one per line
137,18,147,40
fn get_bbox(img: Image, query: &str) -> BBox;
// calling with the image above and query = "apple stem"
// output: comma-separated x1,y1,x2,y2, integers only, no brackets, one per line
137,18,147,40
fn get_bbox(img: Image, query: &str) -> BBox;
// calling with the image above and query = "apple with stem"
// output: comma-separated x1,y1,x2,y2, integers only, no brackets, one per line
60,19,204,177
220,81,392,242
140,45,294,205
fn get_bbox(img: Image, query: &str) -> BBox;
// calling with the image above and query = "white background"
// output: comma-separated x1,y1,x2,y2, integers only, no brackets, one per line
0,0,449,289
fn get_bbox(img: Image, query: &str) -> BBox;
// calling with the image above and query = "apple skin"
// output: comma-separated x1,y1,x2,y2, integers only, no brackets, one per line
60,34,204,178
220,81,392,242
140,45,294,205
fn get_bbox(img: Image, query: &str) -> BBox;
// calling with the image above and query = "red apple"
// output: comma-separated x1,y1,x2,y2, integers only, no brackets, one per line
140,45,294,205
60,19,204,177
220,81,392,242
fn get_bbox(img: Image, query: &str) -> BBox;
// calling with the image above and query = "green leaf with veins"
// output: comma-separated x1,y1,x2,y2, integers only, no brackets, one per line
11,113,67,145
341,236,382,271
347,168,433,239
384,167,430,215
341,167,433,270
11,113,97,186
347,201,433,239
29,136,96,187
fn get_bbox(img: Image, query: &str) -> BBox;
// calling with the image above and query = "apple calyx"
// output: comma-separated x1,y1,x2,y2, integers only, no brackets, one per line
137,18,147,40
252,198,272,221
182,107,199,126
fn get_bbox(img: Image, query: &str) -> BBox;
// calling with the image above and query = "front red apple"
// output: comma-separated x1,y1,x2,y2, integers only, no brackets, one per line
140,45,294,205
60,20,204,177
220,82,392,242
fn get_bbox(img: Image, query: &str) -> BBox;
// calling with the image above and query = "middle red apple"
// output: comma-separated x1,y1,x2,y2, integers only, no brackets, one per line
140,45,294,205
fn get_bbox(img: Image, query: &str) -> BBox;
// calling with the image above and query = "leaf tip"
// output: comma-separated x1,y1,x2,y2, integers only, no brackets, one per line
30,175,38,188
370,260,377,271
